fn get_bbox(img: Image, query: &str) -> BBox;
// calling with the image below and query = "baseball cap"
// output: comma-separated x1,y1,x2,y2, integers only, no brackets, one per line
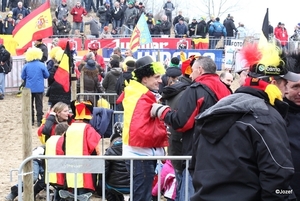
249,64,300,82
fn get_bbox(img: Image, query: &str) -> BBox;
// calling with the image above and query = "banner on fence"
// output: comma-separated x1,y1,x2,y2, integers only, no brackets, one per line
85,38,192,49
103,48,223,70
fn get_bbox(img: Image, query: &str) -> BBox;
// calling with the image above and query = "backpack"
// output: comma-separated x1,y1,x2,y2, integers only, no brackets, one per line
1,56,12,74
6,56,13,74
115,73,130,96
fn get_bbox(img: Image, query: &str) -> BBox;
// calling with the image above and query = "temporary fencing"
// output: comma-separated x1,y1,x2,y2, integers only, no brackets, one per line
16,155,192,201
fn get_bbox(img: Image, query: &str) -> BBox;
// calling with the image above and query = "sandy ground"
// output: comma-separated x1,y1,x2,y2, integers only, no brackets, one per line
0,94,109,200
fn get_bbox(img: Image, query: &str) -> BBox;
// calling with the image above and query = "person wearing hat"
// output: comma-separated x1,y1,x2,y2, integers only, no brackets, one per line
158,56,181,93
55,0,69,21
119,55,168,201
123,1,137,37
174,17,188,38
102,59,122,104
57,14,72,37
3,11,15,35
188,17,198,37
115,58,136,112
58,100,101,198
150,56,231,200
189,42,299,201
80,59,103,101
99,25,113,39
21,47,50,126
84,40,106,70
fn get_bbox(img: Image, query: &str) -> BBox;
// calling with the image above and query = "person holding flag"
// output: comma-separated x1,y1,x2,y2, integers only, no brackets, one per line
47,41,73,107
129,12,152,52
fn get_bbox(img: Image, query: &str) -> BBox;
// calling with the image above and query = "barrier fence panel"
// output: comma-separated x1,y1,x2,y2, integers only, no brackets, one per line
5,56,26,93
16,155,192,201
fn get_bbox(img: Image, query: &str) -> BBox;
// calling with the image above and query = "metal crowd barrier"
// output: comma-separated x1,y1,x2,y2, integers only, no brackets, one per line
17,155,192,201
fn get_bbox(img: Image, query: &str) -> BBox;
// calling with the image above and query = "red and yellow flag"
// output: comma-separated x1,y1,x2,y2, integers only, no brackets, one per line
12,1,53,55
54,42,71,92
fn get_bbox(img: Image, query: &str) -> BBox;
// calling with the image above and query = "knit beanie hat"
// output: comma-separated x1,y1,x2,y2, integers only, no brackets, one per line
169,57,180,67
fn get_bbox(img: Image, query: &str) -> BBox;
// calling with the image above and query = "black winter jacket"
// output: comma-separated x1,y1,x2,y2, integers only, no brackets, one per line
223,18,237,37
284,98,300,200
161,81,190,171
47,64,71,106
104,138,130,188
0,45,10,73
191,87,294,201
163,74,231,162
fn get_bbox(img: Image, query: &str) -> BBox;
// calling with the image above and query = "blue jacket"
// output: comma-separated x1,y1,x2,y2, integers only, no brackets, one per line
21,60,49,93
90,107,114,138
209,21,227,37
174,23,187,36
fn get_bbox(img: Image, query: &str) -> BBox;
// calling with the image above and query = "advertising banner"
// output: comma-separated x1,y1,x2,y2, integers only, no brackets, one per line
85,38,192,49
103,48,223,70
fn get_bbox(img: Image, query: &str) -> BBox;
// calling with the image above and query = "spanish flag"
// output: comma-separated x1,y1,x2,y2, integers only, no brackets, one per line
54,42,71,92
12,1,53,55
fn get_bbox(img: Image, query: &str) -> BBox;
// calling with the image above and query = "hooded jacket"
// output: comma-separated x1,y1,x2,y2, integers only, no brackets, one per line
191,86,294,201
284,98,300,200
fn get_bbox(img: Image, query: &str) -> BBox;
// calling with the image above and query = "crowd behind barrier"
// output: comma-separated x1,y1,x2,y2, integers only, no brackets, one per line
16,155,192,201
5,36,300,93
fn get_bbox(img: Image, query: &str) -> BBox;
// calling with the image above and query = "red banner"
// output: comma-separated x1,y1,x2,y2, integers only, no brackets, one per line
43,38,83,51
85,38,192,50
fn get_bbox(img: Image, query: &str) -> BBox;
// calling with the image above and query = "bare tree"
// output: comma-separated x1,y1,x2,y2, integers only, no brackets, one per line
195,0,243,19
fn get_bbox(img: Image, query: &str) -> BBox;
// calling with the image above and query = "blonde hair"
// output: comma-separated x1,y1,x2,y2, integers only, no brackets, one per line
52,102,68,113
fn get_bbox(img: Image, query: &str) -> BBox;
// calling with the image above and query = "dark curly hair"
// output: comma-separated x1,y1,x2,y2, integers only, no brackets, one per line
134,64,155,83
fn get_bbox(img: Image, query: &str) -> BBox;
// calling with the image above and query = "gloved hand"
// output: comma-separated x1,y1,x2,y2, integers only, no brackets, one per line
150,103,169,119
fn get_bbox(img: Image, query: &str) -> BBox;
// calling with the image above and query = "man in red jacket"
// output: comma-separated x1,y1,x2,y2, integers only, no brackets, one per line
70,1,87,34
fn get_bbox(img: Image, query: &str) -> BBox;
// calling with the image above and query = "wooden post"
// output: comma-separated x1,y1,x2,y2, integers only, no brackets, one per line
71,73,77,101
22,88,33,201
80,72,84,101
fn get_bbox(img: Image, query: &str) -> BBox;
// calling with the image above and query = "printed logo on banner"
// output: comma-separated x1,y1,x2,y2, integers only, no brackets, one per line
102,49,223,70
84,38,192,50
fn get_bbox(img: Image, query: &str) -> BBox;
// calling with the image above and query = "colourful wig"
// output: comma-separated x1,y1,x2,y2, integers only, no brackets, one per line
55,49,65,62
50,46,62,59
25,47,43,62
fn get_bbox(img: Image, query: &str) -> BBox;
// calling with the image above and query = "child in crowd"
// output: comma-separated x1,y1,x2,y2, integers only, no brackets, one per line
152,160,177,201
